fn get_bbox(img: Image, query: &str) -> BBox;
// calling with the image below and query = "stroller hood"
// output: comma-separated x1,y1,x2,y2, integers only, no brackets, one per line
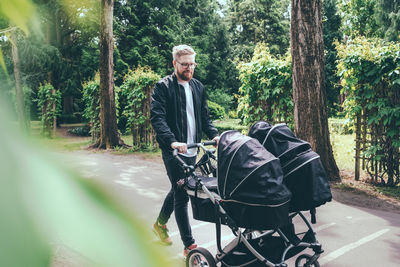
249,121,332,211
217,130,291,206
248,121,311,164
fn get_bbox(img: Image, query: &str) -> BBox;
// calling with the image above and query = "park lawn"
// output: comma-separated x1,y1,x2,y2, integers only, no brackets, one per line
31,121,91,151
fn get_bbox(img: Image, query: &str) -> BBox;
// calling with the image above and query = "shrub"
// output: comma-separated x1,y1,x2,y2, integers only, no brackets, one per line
68,126,91,137
208,100,225,120
207,90,234,112
237,43,293,127
82,79,100,140
37,83,61,137
120,66,160,148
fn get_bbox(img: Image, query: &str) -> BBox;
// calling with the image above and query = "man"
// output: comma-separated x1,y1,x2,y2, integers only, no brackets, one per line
150,44,219,257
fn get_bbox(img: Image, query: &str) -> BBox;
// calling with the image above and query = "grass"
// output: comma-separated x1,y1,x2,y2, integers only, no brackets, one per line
31,121,91,151
373,185,400,199
330,132,355,171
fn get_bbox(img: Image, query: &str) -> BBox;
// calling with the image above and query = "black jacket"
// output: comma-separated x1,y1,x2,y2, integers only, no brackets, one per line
150,73,218,151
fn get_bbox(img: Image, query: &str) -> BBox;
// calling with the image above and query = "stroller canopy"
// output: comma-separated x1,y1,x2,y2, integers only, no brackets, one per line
248,121,311,164
249,121,332,211
217,130,291,206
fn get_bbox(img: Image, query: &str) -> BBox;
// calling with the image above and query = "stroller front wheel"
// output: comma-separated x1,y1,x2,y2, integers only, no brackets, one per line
295,254,320,267
186,247,216,267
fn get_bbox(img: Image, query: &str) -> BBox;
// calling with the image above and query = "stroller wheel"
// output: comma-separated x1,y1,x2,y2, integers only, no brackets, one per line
295,254,320,267
186,247,216,267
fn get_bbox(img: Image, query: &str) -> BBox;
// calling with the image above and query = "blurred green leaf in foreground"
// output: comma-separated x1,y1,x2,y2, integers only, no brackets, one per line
0,102,172,266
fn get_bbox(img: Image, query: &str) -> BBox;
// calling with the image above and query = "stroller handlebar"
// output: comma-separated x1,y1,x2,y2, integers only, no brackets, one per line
172,141,217,157
172,141,217,169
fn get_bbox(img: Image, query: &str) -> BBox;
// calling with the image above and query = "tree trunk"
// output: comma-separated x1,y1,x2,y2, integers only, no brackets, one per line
10,30,27,133
291,0,340,181
95,0,125,149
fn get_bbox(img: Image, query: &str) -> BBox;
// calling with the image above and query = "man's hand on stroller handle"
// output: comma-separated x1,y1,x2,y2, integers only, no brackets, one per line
171,142,188,154
172,141,217,162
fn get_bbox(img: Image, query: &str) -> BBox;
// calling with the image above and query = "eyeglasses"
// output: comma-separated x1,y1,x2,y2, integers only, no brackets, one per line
176,61,197,69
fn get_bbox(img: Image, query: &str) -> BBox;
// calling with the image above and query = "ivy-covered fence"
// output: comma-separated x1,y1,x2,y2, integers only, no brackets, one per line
37,83,61,137
237,44,293,127
337,37,400,186
120,67,160,148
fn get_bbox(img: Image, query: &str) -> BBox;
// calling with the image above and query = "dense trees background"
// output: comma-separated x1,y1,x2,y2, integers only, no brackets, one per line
1,0,397,122
0,0,398,180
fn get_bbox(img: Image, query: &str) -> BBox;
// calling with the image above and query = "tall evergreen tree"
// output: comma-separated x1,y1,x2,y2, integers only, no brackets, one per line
375,0,400,42
339,0,379,38
226,0,290,60
114,0,237,100
323,0,342,116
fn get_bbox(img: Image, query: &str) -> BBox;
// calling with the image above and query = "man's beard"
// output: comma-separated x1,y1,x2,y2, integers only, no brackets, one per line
177,69,193,81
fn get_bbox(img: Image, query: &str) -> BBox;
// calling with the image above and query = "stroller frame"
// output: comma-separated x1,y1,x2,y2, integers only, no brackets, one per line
174,142,324,267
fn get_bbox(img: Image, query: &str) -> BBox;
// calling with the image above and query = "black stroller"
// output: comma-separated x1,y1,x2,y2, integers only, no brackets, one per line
174,128,331,267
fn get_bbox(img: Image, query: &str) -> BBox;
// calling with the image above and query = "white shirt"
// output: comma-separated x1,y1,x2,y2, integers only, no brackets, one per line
179,81,197,157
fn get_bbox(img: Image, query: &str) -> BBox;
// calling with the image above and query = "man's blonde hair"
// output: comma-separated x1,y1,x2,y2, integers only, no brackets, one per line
172,45,196,60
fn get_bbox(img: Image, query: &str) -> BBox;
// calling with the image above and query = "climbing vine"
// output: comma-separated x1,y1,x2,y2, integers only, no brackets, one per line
237,44,293,127
120,66,160,149
82,79,100,141
336,36,400,185
37,83,61,137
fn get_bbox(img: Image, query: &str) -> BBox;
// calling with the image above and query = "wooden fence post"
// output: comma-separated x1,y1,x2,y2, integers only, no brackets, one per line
355,113,361,181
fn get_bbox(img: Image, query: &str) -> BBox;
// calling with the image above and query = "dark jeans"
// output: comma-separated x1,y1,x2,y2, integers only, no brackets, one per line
157,151,196,248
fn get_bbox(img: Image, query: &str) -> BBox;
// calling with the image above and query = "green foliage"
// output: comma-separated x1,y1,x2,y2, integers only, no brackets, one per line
329,117,353,135
207,89,235,112
236,44,293,126
336,36,400,184
375,0,400,42
323,0,342,116
225,0,290,59
338,0,380,38
82,79,100,140
68,125,91,137
0,103,174,267
213,118,248,134
120,66,160,148
114,0,238,98
207,100,226,120
37,83,61,136
10,85,31,120
336,37,400,132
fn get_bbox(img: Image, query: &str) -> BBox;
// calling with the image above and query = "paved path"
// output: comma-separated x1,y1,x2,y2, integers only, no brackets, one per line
55,150,400,267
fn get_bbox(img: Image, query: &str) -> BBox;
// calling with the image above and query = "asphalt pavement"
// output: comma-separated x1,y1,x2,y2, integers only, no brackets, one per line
53,150,400,267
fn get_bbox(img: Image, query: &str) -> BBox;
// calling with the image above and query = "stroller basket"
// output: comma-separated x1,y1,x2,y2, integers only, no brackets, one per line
186,176,221,223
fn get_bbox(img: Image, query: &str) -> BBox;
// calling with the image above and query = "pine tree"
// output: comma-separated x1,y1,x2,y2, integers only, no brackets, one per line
375,0,400,41
323,0,342,116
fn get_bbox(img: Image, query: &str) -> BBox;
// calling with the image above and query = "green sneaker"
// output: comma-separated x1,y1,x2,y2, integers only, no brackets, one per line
153,222,172,245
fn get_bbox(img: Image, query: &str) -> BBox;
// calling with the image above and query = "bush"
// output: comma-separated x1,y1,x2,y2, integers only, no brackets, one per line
207,90,234,112
237,43,293,126
120,67,160,147
37,83,61,137
68,126,91,137
208,101,225,120
328,118,353,135
213,118,248,134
